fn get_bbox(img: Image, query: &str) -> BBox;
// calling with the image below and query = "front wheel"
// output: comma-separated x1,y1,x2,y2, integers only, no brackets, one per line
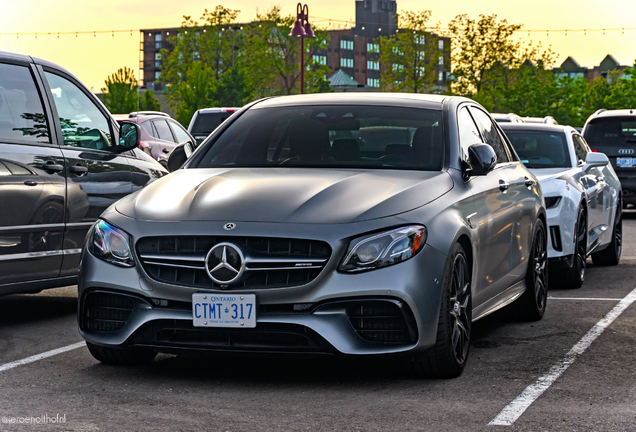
564,206,587,289
513,218,548,321
408,242,472,378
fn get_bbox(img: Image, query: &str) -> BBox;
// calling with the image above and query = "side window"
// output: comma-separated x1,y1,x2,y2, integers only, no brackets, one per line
169,120,192,143
153,119,174,142
141,121,157,138
2,160,31,175
457,107,482,167
45,72,113,151
0,63,51,144
469,107,511,164
572,134,589,164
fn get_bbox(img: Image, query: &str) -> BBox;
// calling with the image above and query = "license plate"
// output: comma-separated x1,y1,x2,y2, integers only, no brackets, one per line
192,293,256,328
617,157,636,168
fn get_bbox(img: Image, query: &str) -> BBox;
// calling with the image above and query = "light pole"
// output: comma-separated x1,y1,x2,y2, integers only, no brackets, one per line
289,3,315,94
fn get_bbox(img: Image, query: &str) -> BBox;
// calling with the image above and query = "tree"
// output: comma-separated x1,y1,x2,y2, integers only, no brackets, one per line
244,6,330,97
603,63,636,109
378,11,440,93
101,67,137,114
173,62,216,126
138,90,161,112
212,65,253,106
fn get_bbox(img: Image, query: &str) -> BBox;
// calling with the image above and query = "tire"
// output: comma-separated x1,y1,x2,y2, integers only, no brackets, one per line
592,200,622,266
408,243,471,378
563,207,587,289
513,219,548,321
86,342,156,365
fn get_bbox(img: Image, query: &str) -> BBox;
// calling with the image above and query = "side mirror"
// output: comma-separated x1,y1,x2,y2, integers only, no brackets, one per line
166,141,194,172
583,152,609,172
117,121,141,152
467,143,497,176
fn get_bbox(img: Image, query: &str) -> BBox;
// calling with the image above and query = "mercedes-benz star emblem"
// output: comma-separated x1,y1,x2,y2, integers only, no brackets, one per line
223,222,236,231
205,243,245,285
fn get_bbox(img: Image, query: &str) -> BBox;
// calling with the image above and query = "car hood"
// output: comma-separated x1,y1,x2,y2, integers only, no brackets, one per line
115,168,453,224
529,167,577,183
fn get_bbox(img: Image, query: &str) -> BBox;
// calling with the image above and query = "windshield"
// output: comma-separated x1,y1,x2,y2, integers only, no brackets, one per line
196,105,444,171
506,130,571,168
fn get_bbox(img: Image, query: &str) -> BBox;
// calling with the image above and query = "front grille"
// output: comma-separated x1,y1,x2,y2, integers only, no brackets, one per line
132,320,333,353
82,292,135,332
136,236,331,290
347,300,417,344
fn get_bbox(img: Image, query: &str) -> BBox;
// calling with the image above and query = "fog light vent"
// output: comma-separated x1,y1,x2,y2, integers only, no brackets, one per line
346,300,416,343
82,292,135,332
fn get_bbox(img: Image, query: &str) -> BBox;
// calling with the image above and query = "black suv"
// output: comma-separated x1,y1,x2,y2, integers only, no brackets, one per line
583,109,636,208
0,50,167,295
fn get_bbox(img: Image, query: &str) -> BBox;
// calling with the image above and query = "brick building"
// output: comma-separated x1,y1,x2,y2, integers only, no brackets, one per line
139,0,450,93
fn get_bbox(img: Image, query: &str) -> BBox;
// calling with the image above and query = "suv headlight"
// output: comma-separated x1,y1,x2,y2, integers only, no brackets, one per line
339,225,427,273
88,220,135,267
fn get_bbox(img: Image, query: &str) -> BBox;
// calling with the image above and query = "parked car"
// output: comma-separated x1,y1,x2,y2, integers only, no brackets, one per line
113,114,195,169
188,107,239,145
523,116,558,125
582,109,636,209
0,50,167,295
78,93,548,378
491,113,525,123
501,123,622,288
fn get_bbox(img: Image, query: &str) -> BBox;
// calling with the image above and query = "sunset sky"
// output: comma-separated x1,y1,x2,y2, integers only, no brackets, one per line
1,0,635,91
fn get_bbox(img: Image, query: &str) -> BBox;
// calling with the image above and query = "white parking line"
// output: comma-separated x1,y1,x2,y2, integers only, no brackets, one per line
548,297,624,301
489,286,636,426
0,342,85,373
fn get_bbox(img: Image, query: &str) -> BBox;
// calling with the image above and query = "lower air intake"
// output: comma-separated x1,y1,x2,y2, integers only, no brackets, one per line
82,291,135,332
347,300,417,344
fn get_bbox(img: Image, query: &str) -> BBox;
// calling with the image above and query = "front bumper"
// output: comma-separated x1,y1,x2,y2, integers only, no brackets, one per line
78,222,448,358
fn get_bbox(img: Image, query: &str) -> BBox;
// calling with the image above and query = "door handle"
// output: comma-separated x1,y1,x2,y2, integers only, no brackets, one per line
24,180,38,186
524,177,535,188
69,165,89,175
499,180,510,192
42,161,64,173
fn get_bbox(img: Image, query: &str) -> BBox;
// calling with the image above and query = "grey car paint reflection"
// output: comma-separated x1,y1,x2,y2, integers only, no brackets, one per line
79,93,545,367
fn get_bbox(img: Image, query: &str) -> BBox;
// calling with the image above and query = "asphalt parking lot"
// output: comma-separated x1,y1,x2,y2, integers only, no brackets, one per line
1,213,635,431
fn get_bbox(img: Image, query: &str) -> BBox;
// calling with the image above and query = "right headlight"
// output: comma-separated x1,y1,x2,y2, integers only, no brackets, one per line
339,225,427,273
88,220,135,267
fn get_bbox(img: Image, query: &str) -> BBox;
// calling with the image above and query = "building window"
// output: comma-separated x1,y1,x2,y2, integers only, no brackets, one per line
367,60,380,70
438,56,444,66
155,61,161,68
155,34,162,42
154,53,161,60
392,63,404,72
340,40,354,50
155,71,161,80
418,66,425,76
416,34,425,45
313,55,327,65
367,78,379,88
341,58,354,68
438,40,444,50
439,71,444,81
367,43,379,53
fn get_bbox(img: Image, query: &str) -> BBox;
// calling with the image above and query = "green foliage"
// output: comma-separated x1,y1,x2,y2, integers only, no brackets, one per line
101,67,137,114
174,62,216,126
213,65,253,106
379,11,439,93
139,90,161,111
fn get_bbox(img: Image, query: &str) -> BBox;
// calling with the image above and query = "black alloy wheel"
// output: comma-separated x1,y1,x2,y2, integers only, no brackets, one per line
592,198,622,266
409,243,472,378
514,219,548,321
565,207,587,288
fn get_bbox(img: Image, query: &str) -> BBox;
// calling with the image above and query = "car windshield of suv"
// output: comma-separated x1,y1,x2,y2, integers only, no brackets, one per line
584,118,636,147
505,130,571,168
196,106,444,171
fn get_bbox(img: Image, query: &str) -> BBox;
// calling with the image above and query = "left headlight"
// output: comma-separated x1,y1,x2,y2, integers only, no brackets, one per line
339,225,427,273
88,220,135,267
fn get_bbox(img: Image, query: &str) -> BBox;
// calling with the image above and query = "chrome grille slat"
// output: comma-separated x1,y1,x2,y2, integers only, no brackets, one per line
136,236,331,290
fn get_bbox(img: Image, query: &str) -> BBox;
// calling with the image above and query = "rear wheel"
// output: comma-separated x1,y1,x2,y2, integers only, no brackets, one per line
563,207,587,289
592,199,622,266
408,243,471,378
86,342,156,365
513,219,548,321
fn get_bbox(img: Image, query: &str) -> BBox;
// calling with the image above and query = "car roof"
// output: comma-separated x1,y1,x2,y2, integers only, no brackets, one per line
251,92,451,110
195,107,240,114
589,109,636,119
0,49,86,85
499,123,576,134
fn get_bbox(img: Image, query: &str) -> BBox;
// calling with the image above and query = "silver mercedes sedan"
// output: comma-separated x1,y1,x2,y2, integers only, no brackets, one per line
78,93,547,378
